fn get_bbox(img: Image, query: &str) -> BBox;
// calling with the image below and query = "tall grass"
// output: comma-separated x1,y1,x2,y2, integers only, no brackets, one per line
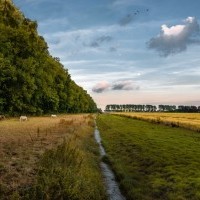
97,114,200,200
20,137,106,200
0,114,107,200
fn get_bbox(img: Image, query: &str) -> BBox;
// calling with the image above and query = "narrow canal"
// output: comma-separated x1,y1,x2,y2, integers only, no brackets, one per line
94,126,126,200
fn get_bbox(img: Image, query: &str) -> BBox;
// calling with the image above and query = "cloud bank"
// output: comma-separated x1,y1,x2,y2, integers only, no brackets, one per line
92,80,139,93
89,35,113,48
92,81,110,93
119,14,134,26
112,80,139,90
147,17,200,56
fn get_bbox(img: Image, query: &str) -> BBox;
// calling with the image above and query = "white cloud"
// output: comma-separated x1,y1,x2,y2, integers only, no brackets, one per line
161,24,185,36
147,17,200,56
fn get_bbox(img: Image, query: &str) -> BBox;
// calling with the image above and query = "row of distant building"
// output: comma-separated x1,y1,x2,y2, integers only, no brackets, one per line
104,104,200,113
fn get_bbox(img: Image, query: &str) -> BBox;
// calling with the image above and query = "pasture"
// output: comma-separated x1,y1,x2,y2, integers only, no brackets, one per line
97,114,200,200
114,112,200,132
0,114,106,199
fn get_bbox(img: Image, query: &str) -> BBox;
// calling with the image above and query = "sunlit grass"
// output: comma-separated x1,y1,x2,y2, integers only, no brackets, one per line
114,112,200,132
0,114,107,199
97,114,200,200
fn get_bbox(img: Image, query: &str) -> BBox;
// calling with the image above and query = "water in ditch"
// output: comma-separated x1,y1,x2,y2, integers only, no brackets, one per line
94,127,126,200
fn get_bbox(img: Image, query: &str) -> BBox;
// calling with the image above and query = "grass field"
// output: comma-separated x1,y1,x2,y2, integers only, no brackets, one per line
0,114,107,199
97,114,200,200
114,112,200,132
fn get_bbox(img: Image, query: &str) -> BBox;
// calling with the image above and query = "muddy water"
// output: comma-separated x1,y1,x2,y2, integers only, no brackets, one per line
94,127,126,200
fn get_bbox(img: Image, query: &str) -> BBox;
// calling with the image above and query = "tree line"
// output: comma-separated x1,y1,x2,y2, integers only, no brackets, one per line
105,104,200,113
0,0,97,116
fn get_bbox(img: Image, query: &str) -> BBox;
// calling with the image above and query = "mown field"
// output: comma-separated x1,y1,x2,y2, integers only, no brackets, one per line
0,114,107,200
114,112,200,132
97,114,200,200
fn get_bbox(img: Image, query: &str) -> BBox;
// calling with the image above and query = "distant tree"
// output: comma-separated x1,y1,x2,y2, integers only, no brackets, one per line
104,104,200,113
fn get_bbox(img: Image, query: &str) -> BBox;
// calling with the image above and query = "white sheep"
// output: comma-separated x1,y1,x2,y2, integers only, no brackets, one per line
20,116,28,122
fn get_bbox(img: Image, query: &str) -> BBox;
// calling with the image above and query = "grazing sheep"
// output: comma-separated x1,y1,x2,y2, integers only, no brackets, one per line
20,116,28,122
51,114,57,118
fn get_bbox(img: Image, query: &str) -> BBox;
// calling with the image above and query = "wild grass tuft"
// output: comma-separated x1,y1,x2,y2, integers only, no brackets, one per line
20,139,82,199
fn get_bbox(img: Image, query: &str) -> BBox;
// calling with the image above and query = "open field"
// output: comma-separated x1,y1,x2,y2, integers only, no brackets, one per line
113,112,200,132
97,114,200,200
0,114,106,199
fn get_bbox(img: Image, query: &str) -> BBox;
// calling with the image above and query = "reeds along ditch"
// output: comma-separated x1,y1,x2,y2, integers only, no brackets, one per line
21,138,106,200
31,140,105,199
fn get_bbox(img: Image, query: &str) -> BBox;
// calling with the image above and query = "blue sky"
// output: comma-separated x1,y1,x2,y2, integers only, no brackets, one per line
13,0,200,109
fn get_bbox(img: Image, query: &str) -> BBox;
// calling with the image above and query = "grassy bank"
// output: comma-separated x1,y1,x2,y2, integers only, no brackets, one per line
97,114,200,200
0,114,107,199
114,112,200,132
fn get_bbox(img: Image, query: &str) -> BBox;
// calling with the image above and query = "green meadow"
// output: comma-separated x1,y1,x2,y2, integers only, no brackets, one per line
97,114,200,200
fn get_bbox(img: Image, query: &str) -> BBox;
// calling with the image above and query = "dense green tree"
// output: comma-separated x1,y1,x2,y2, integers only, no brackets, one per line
0,0,97,115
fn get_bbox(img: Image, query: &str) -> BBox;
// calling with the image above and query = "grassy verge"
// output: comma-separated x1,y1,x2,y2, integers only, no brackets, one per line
114,112,200,132
97,114,200,200
0,114,107,200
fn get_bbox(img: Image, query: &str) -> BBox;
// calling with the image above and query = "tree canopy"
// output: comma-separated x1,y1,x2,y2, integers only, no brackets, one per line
0,0,97,115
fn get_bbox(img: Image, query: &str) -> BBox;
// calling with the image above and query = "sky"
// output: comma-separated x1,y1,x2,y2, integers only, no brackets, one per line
13,0,200,110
